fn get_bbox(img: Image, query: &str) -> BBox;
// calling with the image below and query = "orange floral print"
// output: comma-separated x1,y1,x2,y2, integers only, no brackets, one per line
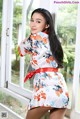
33,59,38,65
40,91,46,99
31,34,42,41
43,37,47,44
18,32,69,109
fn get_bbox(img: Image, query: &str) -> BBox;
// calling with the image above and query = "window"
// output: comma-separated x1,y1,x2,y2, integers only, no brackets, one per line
57,4,78,109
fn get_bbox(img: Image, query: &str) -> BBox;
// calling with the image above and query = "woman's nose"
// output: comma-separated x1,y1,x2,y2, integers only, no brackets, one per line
32,21,36,26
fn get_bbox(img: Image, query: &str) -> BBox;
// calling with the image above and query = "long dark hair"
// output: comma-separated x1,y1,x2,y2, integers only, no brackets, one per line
31,8,63,68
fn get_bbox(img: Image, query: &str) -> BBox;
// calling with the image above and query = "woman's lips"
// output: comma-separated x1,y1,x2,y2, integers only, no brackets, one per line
31,28,37,31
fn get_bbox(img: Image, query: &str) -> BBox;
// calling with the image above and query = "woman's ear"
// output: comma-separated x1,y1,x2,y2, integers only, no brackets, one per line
45,24,49,29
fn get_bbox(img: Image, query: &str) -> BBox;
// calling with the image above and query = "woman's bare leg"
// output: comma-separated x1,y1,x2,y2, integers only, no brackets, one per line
50,108,67,119
26,107,53,119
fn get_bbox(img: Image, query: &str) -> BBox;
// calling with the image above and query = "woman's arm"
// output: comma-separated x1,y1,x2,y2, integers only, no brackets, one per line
18,37,33,56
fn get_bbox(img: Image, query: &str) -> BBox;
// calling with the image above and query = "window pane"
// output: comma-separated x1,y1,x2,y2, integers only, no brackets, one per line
11,0,23,85
57,4,78,108
11,0,40,89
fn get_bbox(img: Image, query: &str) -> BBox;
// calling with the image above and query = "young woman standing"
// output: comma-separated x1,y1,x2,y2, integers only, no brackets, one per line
18,8,69,119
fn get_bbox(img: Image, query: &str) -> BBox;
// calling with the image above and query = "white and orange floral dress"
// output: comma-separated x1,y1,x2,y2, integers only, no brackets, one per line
18,32,69,110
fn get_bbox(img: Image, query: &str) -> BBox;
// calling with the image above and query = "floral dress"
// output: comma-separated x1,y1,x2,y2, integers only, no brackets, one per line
18,32,69,110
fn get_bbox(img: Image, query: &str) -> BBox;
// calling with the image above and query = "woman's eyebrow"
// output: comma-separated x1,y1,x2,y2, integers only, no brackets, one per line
36,18,42,21
31,18,42,21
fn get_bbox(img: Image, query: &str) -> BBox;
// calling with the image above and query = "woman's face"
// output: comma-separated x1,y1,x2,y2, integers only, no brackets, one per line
30,12,48,34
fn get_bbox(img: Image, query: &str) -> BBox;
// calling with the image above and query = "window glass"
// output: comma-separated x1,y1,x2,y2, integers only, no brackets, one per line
57,4,78,108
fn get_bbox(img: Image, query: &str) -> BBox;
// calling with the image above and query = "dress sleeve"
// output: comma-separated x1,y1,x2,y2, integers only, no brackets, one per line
18,37,33,56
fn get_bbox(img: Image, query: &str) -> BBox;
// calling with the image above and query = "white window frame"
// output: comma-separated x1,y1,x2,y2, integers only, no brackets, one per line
0,0,32,118
1,0,32,100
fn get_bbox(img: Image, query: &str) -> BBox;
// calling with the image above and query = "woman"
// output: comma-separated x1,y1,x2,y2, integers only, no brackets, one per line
18,8,69,119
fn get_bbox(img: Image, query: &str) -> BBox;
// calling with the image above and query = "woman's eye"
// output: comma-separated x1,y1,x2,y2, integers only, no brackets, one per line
37,21,41,23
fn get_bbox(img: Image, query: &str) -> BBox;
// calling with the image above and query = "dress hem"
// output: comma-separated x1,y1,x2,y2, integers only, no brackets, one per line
28,105,69,110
